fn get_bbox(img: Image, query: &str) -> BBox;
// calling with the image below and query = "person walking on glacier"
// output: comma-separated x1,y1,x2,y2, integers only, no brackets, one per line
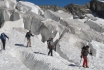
47,38,54,56
25,30,34,47
0,32,9,50
81,45,92,68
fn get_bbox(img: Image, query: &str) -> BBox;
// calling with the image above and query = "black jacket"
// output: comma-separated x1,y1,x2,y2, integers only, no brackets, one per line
25,32,34,39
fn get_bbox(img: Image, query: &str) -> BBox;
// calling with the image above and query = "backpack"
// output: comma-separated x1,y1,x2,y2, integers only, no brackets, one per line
47,40,53,49
82,46,86,50
25,32,30,38
47,40,50,47
0,33,6,40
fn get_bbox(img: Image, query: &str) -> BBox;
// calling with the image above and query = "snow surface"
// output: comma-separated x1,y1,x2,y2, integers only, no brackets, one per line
1,27,104,70
1,0,104,70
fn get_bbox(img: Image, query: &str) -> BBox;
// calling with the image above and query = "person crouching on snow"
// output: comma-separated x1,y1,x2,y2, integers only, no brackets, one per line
47,38,54,56
25,30,34,47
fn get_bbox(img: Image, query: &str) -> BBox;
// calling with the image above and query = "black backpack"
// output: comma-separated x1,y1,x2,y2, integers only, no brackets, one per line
82,46,86,50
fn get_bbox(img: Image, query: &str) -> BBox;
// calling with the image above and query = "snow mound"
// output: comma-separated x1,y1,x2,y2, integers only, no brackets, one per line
0,18,24,32
0,50,29,70
0,0,16,9
85,18,104,33
6,28,76,70
16,1,44,15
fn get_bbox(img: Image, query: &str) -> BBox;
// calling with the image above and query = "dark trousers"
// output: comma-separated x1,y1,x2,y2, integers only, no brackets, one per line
48,48,53,56
1,40,6,50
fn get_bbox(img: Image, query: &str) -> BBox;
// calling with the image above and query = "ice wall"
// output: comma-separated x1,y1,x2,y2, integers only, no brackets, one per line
23,12,69,42
89,40,104,58
85,20,104,33
16,1,44,15
44,10,73,22
0,18,24,32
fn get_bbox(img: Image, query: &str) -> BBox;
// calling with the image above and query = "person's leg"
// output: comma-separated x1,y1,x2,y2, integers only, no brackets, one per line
29,39,31,47
2,40,6,50
50,48,53,56
27,39,29,47
83,56,86,67
48,49,51,55
85,57,88,68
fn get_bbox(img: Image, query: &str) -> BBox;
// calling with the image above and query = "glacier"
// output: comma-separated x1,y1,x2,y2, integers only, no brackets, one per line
0,0,104,70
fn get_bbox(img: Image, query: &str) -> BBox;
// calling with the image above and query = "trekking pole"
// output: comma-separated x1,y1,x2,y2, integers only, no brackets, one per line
79,58,82,68
24,38,26,46
33,36,34,47
90,56,95,69
47,47,49,55
80,58,82,64
8,39,10,45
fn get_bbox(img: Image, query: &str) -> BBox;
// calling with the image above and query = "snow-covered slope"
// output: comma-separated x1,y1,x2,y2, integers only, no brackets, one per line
1,0,104,70
16,1,44,15
98,0,104,2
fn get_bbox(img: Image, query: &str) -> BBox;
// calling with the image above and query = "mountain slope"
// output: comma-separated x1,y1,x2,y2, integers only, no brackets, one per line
1,0,104,70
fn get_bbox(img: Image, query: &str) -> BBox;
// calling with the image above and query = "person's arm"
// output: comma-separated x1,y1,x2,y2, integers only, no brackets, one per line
31,33,34,36
5,34,9,39
87,48,92,55
89,50,92,55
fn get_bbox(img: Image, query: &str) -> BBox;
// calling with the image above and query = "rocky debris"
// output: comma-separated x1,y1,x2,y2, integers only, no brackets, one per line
90,0,104,18
64,0,104,18
39,0,104,19
64,3,92,19
39,5,67,12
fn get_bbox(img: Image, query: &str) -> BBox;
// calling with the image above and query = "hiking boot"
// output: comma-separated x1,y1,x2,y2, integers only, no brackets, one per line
86,66,89,68
83,66,86,68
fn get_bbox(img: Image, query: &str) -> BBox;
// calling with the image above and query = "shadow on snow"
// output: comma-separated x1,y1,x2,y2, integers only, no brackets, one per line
34,52,46,55
15,44,25,47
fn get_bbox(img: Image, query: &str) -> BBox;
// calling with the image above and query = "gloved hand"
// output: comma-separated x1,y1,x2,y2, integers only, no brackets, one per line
32,35,34,37
7,37,9,40
80,55,82,58
90,53,92,55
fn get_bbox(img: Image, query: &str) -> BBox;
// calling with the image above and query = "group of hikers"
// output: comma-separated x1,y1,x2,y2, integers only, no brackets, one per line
0,30,92,68
0,30,34,50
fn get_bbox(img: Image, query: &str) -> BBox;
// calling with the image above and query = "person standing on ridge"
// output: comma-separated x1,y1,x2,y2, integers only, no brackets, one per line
0,33,9,50
47,38,54,56
81,45,92,68
25,30,34,47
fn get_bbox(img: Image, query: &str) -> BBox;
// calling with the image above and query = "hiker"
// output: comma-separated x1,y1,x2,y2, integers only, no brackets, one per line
47,38,54,56
0,33,9,50
25,30,34,47
81,45,92,68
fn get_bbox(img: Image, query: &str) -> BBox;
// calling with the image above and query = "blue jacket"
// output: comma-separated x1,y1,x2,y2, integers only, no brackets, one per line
0,33,9,40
